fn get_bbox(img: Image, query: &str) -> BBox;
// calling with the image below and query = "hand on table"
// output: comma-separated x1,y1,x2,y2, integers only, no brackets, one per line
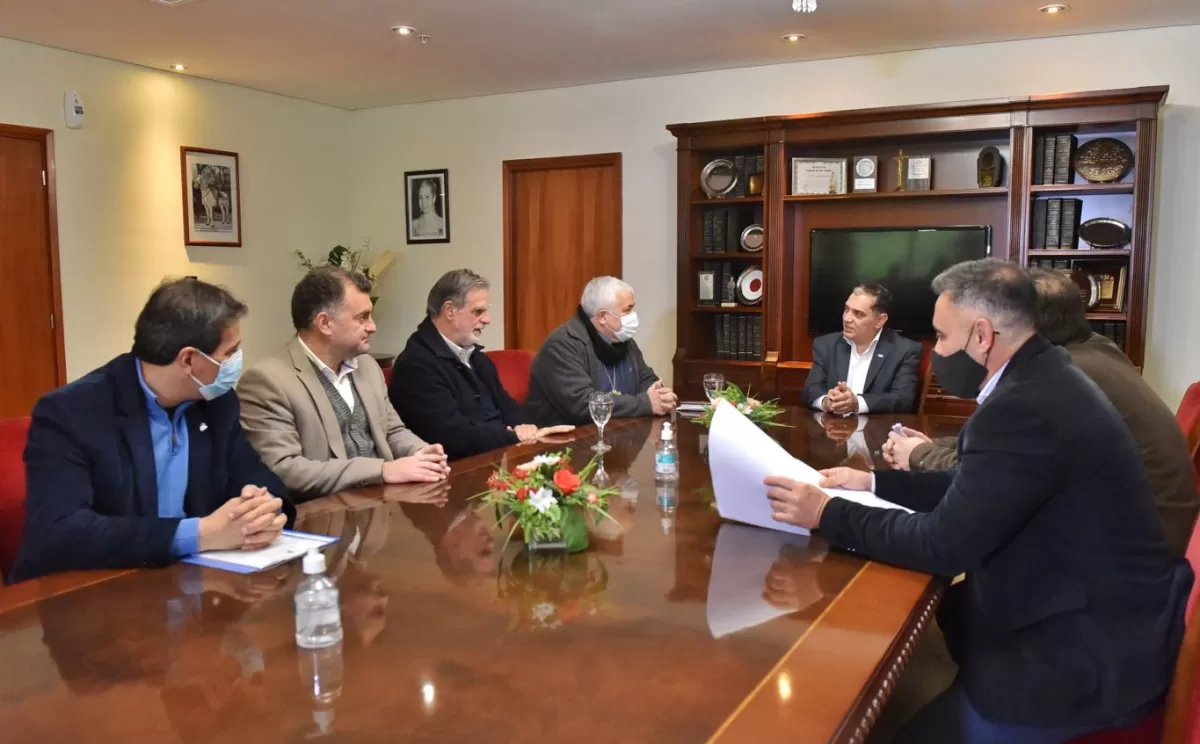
825,382,858,416
199,490,286,552
648,380,678,416
384,445,450,484
883,428,931,471
511,424,577,443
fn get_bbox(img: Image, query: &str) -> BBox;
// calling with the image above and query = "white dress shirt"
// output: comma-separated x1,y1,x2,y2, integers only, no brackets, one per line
297,336,358,411
439,332,476,368
816,330,883,415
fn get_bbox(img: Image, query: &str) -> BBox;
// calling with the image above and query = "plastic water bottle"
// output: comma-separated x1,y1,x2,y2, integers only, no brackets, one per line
655,422,679,482
295,550,343,649
299,641,343,737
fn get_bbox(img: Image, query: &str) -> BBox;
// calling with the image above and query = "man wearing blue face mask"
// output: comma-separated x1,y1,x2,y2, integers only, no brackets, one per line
9,277,293,583
525,276,677,426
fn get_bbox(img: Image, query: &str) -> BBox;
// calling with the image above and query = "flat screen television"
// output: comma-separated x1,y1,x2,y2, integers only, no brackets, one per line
808,226,992,338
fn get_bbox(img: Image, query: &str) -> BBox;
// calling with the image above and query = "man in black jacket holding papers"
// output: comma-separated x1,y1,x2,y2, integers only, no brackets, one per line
762,259,1191,744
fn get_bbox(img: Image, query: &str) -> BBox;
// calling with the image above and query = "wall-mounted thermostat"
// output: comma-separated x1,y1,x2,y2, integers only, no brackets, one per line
64,92,85,129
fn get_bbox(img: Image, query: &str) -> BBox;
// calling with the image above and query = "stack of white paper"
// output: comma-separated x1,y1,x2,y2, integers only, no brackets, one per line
181,530,339,574
707,402,912,536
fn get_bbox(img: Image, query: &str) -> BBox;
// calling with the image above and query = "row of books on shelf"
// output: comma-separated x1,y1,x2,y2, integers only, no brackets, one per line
715,153,765,198
1030,258,1072,271
1031,198,1084,250
713,314,762,361
1033,134,1078,186
701,209,747,254
1091,320,1126,351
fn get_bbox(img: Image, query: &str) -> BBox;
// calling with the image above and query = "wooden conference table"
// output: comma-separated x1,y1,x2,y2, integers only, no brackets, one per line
0,409,964,743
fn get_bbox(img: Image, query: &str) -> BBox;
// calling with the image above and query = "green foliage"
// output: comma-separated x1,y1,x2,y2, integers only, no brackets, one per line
295,239,379,304
691,381,788,429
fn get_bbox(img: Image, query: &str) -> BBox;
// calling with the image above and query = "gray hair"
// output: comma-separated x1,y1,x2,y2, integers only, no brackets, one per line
930,258,1036,331
426,269,489,319
580,276,634,317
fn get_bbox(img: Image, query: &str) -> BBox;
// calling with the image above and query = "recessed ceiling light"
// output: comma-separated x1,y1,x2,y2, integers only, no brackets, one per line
150,0,197,5
171,63,187,71
391,25,418,36
1039,4,1069,13
782,33,806,42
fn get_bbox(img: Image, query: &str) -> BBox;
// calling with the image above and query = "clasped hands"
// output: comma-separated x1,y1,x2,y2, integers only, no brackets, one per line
763,466,873,530
383,444,452,484
198,484,287,552
648,379,678,416
821,381,859,416
882,426,932,471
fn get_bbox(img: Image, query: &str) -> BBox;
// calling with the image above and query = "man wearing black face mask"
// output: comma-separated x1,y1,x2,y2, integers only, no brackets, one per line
10,278,292,584
762,259,1191,743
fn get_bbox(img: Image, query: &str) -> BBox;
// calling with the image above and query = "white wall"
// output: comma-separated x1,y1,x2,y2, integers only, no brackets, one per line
0,37,351,377
348,24,1200,410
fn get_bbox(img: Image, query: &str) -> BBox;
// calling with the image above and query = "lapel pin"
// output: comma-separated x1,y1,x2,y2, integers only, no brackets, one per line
199,423,208,432
877,353,884,358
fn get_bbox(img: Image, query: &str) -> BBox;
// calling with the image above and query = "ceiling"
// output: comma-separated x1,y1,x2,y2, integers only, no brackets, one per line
1,0,1198,110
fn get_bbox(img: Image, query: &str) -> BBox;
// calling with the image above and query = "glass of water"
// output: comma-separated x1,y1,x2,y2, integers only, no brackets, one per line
589,391,613,453
703,373,725,403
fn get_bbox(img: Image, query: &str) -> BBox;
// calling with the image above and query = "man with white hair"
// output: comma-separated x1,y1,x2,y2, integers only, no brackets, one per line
762,259,1190,743
525,276,677,425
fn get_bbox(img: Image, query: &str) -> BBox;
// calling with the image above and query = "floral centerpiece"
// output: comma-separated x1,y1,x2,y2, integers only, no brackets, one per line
691,382,787,429
475,449,619,553
496,551,609,631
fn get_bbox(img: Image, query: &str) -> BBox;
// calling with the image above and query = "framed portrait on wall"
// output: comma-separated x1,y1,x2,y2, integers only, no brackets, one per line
405,169,450,244
181,147,242,246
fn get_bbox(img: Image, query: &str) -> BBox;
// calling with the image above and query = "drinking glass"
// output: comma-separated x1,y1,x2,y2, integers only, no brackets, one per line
703,373,725,403
589,391,613,453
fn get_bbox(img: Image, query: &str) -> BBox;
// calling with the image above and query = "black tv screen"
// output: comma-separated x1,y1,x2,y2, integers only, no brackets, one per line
808,226,991,338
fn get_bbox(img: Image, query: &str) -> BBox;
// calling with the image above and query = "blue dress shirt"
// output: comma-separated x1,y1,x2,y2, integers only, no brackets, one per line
135,360,201,556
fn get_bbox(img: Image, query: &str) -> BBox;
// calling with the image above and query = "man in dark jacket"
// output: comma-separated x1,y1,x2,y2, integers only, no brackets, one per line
886,267,1199,557
389,270,572,460
764,259,1191,743
11,278,292,584
802,283,923,414
525,276,677,426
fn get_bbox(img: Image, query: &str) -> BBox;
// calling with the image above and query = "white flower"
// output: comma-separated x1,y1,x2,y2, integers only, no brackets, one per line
529,487,557,514
532,602,556,623
528,454,561,468
737,402,751,414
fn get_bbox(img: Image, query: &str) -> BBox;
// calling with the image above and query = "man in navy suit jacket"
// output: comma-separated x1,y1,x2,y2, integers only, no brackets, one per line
802,283,922,414
767,260,1190,743
10,278,293,583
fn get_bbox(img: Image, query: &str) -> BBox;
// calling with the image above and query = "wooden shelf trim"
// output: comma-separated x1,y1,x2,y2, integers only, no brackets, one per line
1029,182,1133,195
691,196,765,205
1027,249,1131,257
691,306,762,314
689,253,764,261
1086,312,1127,321
676,358,763,367
782,187,1007,203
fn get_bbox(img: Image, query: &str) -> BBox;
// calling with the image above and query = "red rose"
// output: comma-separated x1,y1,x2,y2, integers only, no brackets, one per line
515,487,529,502
553,468,581,495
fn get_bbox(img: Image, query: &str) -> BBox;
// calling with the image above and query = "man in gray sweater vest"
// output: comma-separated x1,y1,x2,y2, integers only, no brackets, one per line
525,276,678,426
238,267,450,502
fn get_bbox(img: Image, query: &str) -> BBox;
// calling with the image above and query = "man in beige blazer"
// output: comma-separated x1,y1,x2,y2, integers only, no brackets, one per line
237,267,450,502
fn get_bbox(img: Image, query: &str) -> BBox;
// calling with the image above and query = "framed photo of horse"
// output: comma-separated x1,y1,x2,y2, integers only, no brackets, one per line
181,147,242,246
404,169,450,244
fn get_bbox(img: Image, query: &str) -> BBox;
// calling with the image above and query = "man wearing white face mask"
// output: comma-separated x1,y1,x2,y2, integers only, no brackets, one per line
526,276,678,426
10,278,292,584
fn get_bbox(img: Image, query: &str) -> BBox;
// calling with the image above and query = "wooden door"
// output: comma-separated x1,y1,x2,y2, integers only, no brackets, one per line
0,125,65,418
503,153,622,350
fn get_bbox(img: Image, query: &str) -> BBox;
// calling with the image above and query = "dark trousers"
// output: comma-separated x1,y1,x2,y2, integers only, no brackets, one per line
893,683,1102,744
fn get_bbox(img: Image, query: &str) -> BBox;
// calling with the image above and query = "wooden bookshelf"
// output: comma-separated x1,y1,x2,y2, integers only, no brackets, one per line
668,86,1167,411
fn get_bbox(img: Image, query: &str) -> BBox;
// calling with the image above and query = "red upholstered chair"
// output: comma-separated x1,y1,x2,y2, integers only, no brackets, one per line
1178,382,1200,471
1066,514,1200,744
486,349,535,405
0,417,31,581
382,366,393,387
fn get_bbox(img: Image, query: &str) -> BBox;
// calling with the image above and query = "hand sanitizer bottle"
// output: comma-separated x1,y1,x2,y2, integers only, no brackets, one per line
295,550,343,649
655,422,679,482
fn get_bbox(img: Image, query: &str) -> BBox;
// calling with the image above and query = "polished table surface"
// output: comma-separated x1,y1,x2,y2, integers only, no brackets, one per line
0,410,963,743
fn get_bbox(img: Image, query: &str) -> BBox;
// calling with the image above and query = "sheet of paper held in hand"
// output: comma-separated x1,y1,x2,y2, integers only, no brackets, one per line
707,402,913,536
180,530,339,574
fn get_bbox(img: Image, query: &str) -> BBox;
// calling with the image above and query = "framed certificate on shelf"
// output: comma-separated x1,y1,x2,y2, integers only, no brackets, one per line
791,158,847,196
